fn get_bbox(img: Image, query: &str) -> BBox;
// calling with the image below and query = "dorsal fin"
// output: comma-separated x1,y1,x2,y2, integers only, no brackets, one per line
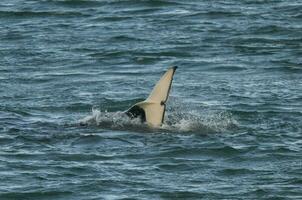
126,66,177,127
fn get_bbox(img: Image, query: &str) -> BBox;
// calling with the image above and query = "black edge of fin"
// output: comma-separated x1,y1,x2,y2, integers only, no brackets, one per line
161,66,177,123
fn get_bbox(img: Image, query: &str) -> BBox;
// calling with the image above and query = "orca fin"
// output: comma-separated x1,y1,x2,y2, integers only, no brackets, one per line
146,66,177,103
126,66,177,127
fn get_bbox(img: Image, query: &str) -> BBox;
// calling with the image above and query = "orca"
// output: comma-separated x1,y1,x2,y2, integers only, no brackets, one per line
125,66,177,127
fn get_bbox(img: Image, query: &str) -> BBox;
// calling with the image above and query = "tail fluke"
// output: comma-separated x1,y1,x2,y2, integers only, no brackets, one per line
126,66,177,127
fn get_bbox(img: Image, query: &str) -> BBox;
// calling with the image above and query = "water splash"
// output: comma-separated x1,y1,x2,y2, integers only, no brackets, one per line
163,110,237,133
80,108,141,126
79,105,238,134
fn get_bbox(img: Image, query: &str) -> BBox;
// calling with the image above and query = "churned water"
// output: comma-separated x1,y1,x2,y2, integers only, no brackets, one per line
0,0,301,199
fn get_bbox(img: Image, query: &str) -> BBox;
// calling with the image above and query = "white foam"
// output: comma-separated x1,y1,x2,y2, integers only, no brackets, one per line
79,106,238,134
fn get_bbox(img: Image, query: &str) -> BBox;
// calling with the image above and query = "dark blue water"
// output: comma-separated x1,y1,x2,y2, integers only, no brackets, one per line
1,0,301,199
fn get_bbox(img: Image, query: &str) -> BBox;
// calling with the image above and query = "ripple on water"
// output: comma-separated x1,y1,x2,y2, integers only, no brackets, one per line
1,0,302,199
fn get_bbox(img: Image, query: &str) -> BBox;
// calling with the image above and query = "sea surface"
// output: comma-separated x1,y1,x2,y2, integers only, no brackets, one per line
0,0,301,199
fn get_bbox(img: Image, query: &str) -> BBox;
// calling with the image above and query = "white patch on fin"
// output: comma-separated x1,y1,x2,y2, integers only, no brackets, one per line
126,66,177,127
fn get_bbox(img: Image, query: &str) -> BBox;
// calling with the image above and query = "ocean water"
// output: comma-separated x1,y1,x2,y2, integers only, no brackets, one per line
0,0,301,199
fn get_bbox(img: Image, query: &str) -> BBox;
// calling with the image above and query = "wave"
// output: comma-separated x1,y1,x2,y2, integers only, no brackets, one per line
0,10,88,18
49,0,104,7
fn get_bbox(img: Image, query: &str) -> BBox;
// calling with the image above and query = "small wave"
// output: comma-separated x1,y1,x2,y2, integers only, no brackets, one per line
205,11,242,17
0,10,87,18
49,0,104,7
106,0,183,7
217,168,255,176
292,13,302,19
208,65,247,72
263,66,302,73
186,10,242,19
0,191,73,199
107,35,147,42
248,25,290,34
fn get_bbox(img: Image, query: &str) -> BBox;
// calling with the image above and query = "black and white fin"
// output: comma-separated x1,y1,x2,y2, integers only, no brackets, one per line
125,66,177,127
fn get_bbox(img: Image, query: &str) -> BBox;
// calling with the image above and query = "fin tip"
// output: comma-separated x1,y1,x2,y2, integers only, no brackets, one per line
171,66,178,70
